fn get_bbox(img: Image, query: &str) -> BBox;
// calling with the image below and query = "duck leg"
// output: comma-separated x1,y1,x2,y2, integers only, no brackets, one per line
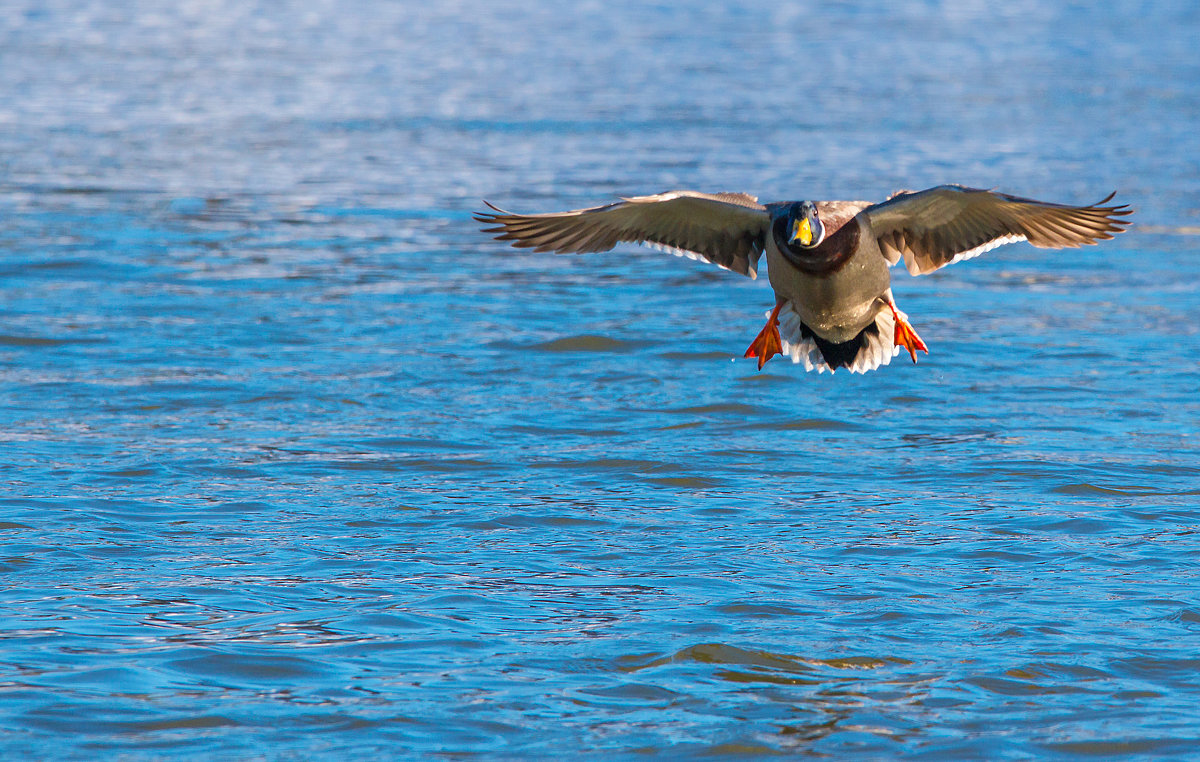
744,300,784,370
889,302,928,363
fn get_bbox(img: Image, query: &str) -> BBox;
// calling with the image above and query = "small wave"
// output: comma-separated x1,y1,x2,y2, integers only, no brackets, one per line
524,335,651,353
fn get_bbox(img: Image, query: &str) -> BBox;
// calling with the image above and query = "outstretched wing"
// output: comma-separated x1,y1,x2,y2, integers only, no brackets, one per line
475,190,772,278
864,185,1132,276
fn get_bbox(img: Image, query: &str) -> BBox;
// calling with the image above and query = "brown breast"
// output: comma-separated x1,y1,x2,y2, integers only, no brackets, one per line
773,205,862,276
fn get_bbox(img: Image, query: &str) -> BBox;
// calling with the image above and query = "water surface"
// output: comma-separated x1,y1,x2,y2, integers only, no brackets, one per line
2,1,1200,757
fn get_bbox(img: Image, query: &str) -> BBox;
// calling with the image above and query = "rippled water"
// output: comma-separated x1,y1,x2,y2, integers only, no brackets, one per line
3,0,1200,757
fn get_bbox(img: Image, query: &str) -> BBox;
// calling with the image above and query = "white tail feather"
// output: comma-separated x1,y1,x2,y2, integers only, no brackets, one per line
774,301,902,374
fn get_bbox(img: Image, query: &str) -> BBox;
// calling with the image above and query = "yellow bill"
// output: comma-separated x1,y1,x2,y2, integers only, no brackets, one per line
790,217,812,246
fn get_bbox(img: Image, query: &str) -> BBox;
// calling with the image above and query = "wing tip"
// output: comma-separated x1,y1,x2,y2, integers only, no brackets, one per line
1090,192,1134,237
474,199,513,224
1090,191,1133,216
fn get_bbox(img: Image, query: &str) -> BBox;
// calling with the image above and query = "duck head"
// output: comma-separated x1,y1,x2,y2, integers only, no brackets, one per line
787,201,826,248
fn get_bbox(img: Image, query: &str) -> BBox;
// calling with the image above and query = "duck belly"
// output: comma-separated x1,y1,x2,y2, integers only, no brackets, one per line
767,234,891,343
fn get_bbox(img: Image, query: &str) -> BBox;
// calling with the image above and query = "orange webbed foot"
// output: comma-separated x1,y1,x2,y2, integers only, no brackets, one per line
889,303,928,363
744,302,784,370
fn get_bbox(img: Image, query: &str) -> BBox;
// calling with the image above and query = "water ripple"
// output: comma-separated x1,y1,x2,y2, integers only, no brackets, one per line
2,0,1199,758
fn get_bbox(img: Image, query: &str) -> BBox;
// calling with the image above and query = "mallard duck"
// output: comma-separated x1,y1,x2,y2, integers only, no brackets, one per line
476,185,1131,373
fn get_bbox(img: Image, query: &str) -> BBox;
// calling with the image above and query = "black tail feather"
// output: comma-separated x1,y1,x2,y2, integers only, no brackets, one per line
800,321,881,371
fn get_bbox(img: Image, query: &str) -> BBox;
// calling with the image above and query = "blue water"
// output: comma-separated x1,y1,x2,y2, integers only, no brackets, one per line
3,1,1200,757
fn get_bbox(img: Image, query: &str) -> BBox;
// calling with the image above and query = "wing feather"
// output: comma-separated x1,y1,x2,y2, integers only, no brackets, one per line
475,191,771,278
864,185,1132,275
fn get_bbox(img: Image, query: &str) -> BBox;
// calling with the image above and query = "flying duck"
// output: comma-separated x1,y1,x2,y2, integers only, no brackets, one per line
476,185,1131,373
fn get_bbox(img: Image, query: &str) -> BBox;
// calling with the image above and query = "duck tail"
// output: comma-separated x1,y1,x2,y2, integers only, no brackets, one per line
775,302,901,374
